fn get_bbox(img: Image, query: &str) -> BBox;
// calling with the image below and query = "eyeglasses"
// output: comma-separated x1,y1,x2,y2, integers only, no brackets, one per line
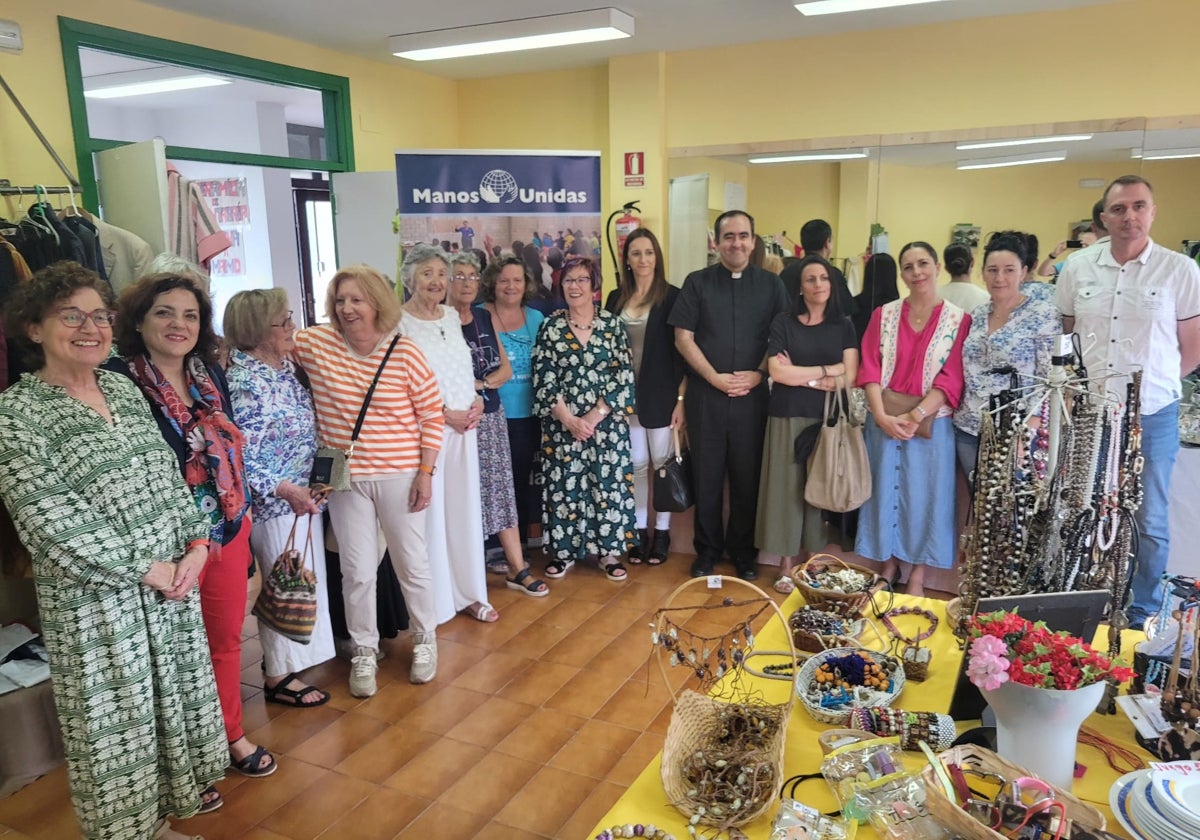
451,273,480,283
56,307,116,328
562,276,592,286
270,311,295,328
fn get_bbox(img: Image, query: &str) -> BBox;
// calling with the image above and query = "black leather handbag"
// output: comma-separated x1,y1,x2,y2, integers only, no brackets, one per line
652,428,693,513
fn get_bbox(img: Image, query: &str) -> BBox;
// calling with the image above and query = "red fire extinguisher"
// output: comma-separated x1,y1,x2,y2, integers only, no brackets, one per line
606,201,642,290
615,209,641,257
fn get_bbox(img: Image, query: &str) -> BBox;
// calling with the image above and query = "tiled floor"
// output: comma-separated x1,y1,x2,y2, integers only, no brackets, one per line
0,550,759,840
0,550,952,840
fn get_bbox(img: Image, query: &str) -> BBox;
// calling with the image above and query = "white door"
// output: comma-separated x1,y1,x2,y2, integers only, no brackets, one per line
94,139,169,255
330,171,401,282
669,174,709,283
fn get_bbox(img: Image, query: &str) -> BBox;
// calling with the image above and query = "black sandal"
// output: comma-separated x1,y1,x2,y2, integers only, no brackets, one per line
545,558,574,579
264,673,331,708
647,529,670,566
229,743,277,778
603,558,628,582
627,528,648,565
197,785,223,815
506,567,549,597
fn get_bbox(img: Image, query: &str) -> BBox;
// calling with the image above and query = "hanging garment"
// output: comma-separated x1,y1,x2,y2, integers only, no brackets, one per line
27,203,87,268
62,213,109,282
91,216,155,294
166,164,232,271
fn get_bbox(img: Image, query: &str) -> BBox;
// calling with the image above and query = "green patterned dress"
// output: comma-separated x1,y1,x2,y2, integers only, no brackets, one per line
0,372,227,840
532,309,637,560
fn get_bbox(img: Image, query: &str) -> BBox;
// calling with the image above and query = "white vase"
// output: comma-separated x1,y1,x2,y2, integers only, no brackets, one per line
982,679,1105,790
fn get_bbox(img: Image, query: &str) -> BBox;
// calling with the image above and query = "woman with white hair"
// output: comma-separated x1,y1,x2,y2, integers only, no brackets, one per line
400,244,496,623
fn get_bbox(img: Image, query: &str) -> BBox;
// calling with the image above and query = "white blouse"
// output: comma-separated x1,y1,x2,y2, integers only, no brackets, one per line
401,306,477,411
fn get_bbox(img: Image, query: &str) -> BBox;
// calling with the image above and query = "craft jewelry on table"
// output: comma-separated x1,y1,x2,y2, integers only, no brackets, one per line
593,824,676,839
880,606,937,681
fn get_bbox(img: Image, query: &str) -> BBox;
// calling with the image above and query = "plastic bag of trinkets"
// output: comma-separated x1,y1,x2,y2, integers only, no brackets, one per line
819,736,905,808
770,799,854,840
847,772,950,840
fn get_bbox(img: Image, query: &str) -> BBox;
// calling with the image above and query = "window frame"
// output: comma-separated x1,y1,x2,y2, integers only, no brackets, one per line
59,17,355,210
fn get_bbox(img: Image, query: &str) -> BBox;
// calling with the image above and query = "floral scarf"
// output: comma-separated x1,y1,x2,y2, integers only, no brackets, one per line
127,354,250,541
879,298,966,405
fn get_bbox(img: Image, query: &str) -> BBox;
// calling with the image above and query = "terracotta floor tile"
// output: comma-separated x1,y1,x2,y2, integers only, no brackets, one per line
288,711,391,768
502,620,572,656
605,731,667,787
496,659,580,705
234,829,295,840
241,635,264,669
492,707,587,763
556,779,628,840
174,813,258,840
530,598,603,631
0,766,72,838
206,756,328,825
351,674,436,721
540,629,616,668
257,771,378,840
592,676,672,730
493,765,596,836
334,725,442,783
316,787,431,840
438,750,542,816
244,704,345,755
393,801,489,839
443,695,537,748
581,637,644,681
568,576,626,605
542,667,622,718
449,649,535,694
403,685,491,734
425,637,491,684
382,738,489,799
438,614,533,651
470,822,552,840
549,719,641,779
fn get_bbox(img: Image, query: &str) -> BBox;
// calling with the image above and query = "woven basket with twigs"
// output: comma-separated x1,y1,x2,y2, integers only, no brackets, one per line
654,576,796,831
921,744,1106,840
792,554,880,616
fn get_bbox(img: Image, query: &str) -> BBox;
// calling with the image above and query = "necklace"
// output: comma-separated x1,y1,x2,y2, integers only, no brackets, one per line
568,307,596,331
595,824,675,840
493,304,525,335
880,606,938,645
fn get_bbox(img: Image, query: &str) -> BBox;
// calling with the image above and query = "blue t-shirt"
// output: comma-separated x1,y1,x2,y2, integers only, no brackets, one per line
495,306,544,419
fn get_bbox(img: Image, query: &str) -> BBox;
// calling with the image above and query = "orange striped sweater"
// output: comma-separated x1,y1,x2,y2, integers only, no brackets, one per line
295,325,444,478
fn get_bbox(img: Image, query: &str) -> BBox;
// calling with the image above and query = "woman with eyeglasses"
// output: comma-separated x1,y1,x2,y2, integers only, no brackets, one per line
480,256,546,551
532,256,637,581
448,252,548,596
400,244,496,624
223,289,334,708
0,262,227,840
107,269,276,782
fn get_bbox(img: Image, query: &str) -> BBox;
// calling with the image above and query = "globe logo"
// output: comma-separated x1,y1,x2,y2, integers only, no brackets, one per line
479,169,519,203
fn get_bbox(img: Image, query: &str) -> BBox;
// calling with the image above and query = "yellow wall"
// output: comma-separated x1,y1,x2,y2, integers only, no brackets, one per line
746,162,840,250
0,0,458,190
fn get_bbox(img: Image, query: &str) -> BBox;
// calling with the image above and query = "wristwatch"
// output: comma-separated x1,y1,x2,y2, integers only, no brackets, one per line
418,463,438,476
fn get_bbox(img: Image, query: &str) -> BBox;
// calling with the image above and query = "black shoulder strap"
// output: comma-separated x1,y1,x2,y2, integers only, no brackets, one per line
350,334,401,447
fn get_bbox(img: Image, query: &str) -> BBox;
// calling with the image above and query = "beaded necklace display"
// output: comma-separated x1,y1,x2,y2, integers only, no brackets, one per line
880,606,938,646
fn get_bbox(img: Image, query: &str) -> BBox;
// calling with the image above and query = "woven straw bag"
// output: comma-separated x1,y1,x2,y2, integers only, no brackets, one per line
791,553,881,616
655,576,796,830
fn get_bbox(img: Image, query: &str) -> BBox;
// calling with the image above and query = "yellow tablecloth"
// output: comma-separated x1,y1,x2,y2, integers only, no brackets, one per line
590,588,1148,840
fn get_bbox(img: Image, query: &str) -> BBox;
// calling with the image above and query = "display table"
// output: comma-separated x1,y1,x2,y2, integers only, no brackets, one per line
590,588,1147,840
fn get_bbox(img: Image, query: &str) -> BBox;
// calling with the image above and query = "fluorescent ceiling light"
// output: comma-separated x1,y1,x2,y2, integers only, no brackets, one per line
84,74,230,99
390,8,633,61
795,0,957,16
956,134,1093,151
1139,147,1200,161
957,151,1067,171
749,149,869,164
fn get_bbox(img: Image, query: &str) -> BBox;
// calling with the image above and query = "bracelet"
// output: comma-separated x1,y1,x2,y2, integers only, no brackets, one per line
185,539,210,553
821,364,827,377
418,463,437,476
913,404,929,418
880,606,939,645
676,394,684,402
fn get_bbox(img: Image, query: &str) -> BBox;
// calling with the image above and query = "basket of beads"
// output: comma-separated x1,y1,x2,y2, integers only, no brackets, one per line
652,575,796,831
788,602,866,654
795,647,905,726
792,554,880,616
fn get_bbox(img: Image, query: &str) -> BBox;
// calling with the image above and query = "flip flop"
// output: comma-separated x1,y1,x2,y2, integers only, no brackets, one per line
264,673,331,708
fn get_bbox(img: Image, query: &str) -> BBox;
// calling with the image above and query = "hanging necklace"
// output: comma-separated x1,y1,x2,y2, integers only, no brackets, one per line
493,304,525,335
568,307,596,332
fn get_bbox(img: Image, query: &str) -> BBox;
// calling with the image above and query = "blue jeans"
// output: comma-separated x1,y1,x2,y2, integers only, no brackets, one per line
1129,401,1180,624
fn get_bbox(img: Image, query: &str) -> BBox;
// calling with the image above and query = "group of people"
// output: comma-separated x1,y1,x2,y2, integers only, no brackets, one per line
0,174,1196,839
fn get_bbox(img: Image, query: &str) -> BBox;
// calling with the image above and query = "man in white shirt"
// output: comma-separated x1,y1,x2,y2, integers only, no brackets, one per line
1057,175,1200,629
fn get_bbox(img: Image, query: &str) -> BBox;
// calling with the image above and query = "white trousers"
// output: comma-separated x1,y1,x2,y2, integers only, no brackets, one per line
629,416,674,531
249,513,337,676
327,471,435,650
428,428,490,624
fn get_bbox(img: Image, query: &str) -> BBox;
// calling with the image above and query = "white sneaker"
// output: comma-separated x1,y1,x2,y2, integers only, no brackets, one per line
349,646,378,697
336,637,385,661
410,640,437,684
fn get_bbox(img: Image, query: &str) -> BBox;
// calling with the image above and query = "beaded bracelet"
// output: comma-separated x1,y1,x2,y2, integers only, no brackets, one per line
594,823,676,839
880,606,938,645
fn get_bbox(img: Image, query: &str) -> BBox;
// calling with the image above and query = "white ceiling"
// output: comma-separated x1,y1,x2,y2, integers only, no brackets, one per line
134,0,1125,80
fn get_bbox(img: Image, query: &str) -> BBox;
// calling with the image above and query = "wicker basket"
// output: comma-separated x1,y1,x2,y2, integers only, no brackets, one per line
795,646,905,725
788,602,865,654
920,744,1106,840
792,554,880,616
656,576,795,830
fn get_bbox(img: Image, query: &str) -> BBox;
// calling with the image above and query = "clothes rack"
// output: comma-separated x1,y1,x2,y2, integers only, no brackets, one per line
0,183,78,196
0,71,80,188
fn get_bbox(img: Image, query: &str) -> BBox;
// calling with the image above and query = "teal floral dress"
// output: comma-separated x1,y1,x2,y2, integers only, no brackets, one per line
0,372,226,840
532,309,637,560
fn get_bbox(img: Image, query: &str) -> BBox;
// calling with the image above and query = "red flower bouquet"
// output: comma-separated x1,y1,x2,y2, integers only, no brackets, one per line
964,610,1134,691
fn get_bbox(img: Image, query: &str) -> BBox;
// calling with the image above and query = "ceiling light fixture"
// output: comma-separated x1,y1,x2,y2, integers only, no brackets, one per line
749,149,870,164
83,74,231,99
1139,147,1200,161
390,8,634,61
956,134,1093,151
956,151,1067,171
795,0,957,16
